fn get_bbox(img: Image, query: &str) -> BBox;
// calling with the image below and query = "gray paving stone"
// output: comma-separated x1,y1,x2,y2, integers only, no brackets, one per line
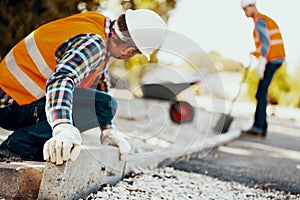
0,161,44,200
38,144,125,200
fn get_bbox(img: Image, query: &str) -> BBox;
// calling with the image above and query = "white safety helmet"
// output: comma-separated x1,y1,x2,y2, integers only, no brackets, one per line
125,9,167,60
241,0,256,8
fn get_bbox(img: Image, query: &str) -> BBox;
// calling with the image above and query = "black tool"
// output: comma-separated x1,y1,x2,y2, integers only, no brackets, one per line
213,65,250,133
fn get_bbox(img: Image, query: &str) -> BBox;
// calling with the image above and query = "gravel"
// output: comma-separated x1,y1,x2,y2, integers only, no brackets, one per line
81,167,300,200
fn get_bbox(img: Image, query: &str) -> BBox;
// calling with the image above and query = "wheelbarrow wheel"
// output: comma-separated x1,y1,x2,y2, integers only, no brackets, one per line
170,101,194,124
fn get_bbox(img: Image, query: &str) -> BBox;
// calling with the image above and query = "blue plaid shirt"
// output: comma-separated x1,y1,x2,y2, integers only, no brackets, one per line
0,17,112,128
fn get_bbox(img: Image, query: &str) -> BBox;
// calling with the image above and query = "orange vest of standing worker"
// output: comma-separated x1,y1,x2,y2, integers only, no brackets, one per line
252,12,285,61
0,11,107,105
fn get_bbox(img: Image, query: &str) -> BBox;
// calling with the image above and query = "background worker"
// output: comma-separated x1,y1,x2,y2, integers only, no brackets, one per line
0,9,167,164
240,0,285,138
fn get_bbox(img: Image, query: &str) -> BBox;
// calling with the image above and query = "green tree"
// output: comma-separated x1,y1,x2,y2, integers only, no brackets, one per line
245,63,291,105
286,62,300,107
0,0,103,60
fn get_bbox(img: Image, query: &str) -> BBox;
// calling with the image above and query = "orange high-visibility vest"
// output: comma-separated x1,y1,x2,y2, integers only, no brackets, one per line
252,12,285,61
0,11,108,105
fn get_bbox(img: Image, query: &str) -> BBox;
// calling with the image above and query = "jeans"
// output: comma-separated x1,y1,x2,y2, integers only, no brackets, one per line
0,88,117,161
253,62,282,133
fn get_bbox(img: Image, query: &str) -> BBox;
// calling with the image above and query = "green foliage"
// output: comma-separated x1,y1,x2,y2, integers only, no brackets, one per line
244,67,258,102
0,0,100,60
124,0,176,21
269,64,291,105
245,63,292,106
286,62,300,107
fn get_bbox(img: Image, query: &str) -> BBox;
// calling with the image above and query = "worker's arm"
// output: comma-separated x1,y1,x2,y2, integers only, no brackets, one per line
255,18,269,79
45,33,106,128
43,34,106,164
256,18,270,58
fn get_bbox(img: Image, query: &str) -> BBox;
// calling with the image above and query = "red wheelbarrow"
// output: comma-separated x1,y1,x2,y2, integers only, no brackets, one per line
140,82,198,124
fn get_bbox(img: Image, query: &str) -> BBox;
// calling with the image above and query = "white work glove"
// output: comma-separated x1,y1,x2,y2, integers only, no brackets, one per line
100,129,131,161
43,124,82,165
257,56,267,79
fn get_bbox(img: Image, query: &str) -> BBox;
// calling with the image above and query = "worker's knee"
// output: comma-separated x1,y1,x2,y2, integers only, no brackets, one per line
110,96,118,114
94,92,118,117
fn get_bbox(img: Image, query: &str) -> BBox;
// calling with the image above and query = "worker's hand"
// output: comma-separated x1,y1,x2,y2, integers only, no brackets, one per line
100,129,131,161
257,56,267,79
250,51,260,58
43,124,82,165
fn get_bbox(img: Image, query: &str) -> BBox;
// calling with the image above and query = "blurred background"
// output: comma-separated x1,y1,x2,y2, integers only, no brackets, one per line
1,0,300,111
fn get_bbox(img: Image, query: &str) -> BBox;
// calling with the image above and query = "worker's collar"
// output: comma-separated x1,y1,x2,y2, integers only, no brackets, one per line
104,17,112,59
105,17,112,39
252,11,260,20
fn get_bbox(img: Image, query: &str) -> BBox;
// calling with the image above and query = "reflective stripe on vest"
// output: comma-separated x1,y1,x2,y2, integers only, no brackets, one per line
253,13,285,61
5,49,45,99
25,32,53,79
0,11,107,105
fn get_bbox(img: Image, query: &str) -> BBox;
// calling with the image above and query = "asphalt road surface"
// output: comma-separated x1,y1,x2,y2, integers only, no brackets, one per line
169,118,300,194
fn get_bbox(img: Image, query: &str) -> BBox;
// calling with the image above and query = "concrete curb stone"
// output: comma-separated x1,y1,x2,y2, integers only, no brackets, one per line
0,145,125,200
0,162,44,200
38,145,125,200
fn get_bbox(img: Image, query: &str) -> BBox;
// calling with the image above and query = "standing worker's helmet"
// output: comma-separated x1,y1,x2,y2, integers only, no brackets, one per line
125,9,167,60
241,0,256,8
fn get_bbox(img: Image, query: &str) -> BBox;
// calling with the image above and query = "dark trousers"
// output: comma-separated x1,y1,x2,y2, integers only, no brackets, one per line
253,62,282,132
0,88,117,161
